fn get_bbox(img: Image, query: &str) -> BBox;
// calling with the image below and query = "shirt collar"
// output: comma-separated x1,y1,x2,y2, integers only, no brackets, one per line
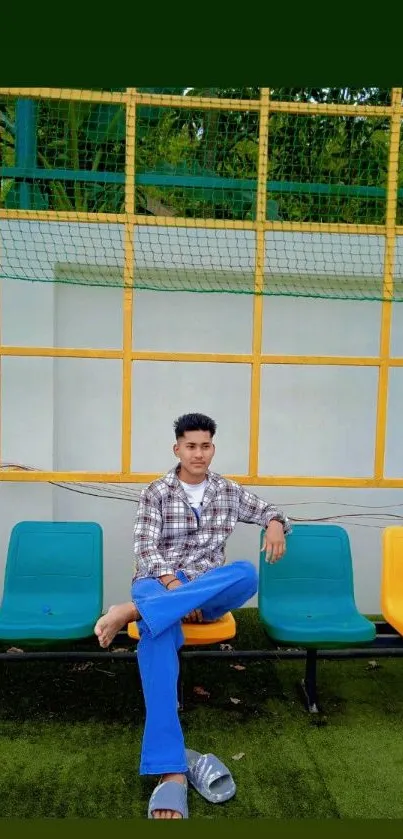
164,464,215,489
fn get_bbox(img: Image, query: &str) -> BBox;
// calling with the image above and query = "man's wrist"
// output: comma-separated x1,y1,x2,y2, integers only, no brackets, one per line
166,579,181,589
267,516,285,529
159,573,177,587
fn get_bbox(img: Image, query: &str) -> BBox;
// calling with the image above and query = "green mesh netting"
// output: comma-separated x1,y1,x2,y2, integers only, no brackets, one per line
1,87,403,301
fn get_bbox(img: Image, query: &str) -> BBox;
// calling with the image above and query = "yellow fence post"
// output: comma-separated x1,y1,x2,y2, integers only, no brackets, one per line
248,89,270,479
0,250,2,466
374,87,402,483
121,88,136,475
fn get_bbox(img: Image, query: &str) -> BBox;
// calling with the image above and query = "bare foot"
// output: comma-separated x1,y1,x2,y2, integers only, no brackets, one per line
152,773,187,819
94,602,139,648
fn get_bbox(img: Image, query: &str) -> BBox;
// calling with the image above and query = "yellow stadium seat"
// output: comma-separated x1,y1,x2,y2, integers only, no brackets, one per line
382,527,403,635
128,611,236,646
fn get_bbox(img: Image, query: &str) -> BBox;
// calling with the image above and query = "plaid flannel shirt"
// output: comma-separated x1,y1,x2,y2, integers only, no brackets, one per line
133,466,291,582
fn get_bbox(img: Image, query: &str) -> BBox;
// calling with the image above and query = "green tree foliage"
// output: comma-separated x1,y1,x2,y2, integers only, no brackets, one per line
1,88,402,223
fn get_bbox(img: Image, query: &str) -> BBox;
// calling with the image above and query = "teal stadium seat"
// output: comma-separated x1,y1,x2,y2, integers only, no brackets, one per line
0,521,103,641
258,524,375,711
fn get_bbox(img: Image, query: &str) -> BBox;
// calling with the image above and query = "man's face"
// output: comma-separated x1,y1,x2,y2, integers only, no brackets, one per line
174,430,215,478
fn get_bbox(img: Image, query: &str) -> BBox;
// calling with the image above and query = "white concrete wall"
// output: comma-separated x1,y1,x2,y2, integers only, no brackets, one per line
1,225,403,615
51,483,402,616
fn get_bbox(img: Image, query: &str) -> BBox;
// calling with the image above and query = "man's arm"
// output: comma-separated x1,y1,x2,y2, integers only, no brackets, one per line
237,486,291,563
133,488,177,582
237,486,291,532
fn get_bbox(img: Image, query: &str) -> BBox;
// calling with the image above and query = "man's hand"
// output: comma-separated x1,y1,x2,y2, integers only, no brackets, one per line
262,519,286,563
183,608,203,623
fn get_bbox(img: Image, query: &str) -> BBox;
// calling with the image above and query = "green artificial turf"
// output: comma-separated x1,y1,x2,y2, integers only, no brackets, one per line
1,609,403,819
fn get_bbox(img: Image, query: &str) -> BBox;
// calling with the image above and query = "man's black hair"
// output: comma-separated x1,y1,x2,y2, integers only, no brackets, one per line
174,413,217,440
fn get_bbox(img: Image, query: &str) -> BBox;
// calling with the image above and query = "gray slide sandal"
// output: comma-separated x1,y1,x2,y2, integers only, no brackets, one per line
186,749,236,803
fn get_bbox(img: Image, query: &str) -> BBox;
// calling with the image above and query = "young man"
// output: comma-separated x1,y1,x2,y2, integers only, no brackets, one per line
95,412,290,819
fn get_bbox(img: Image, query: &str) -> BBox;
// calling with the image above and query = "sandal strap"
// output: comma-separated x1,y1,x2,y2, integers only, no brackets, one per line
148,780,188,819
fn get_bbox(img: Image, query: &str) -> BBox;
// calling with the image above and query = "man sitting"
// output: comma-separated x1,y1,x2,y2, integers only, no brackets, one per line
95,412,290,818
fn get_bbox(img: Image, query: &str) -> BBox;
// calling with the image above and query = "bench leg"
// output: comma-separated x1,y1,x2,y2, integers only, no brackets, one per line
301,648,319,713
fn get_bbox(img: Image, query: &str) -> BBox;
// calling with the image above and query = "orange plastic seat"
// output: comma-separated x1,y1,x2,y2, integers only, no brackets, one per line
128,611,236,646
382,527,403,635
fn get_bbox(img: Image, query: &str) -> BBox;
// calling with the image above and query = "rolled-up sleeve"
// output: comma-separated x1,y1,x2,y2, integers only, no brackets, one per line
237,486,291,533
133,488,174,578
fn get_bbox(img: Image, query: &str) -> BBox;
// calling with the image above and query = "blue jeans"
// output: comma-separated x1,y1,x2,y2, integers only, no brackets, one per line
131,560,258,775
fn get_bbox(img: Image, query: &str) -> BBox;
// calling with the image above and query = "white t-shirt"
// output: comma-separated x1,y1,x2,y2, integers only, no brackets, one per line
179,479,207,516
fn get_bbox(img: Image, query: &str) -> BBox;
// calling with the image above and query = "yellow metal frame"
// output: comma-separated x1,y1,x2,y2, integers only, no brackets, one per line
1,86,403,487
121,88,136,473
373,89,402,482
